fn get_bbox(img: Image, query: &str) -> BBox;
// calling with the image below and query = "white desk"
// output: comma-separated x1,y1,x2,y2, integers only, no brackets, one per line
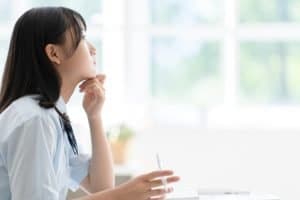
197,194,279,200
166,188,279,200
167,194,279,200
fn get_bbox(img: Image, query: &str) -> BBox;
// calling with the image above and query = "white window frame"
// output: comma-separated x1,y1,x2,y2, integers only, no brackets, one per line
118,0,300,132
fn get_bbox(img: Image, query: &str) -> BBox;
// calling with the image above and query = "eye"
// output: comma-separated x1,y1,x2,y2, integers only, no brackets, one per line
81,31,87,40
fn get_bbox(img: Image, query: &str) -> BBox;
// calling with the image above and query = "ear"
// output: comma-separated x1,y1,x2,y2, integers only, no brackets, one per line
45,44,61,65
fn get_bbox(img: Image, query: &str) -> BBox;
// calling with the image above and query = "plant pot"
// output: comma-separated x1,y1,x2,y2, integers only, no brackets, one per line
110,140,131,165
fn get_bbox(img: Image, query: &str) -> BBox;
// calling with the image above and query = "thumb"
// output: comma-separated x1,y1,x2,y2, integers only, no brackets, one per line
96,74,106,83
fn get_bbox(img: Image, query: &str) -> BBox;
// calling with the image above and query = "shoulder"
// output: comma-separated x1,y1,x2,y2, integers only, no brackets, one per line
0,95,59,140
1,95,54,121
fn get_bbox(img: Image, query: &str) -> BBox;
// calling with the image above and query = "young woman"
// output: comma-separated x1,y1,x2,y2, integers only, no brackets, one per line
0,7,179,200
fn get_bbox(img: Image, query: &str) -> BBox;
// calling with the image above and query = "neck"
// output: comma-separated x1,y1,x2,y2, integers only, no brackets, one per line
60,79,78,103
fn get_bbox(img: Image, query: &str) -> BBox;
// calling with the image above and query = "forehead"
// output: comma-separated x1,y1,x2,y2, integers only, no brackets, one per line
63,13,86,47
64,24,85,45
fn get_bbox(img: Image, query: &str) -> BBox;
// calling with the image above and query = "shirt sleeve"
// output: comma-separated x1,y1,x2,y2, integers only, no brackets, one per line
6,116,59,200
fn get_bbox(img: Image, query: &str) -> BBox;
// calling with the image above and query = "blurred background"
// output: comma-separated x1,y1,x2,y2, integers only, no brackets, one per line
1,0,300,199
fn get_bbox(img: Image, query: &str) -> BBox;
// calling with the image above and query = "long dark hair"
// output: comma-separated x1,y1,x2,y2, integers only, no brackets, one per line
0,7,86,155
0,6,86,112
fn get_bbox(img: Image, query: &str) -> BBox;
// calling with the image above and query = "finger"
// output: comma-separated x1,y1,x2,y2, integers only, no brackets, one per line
149,187,173,197
82,84,105,94
142,170,174,181
150,176,180,188
80,80,102,92
149,194,166,200
96,74,106,82
81,84,103,94
79,79,99,90
84,87,104,97
80,84,98,93
149,188,166,197
79,79,98,90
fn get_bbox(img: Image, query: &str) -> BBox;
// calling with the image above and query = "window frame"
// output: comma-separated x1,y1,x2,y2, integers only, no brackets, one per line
123,0,300,131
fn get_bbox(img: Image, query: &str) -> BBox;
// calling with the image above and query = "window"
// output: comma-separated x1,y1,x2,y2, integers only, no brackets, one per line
126,0,300,130
2,0,300,131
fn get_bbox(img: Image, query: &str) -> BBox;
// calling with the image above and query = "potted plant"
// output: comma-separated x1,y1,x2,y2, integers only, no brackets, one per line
107,123,135,165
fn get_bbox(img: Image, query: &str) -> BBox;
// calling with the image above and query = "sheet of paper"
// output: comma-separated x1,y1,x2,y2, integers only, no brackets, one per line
166,187,199,200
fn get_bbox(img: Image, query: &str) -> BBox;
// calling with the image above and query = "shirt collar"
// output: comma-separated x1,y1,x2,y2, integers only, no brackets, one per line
55,96,67,113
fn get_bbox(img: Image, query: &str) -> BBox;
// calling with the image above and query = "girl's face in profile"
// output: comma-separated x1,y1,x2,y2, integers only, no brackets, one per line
58,29,97,83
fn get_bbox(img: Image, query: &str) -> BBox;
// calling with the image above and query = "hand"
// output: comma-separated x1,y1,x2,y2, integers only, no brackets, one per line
113,170,180,200
79,74,106,119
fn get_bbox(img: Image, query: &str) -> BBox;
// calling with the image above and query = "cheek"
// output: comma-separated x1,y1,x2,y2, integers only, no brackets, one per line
71,47,96,78
81,50,96,74
76,45,93,65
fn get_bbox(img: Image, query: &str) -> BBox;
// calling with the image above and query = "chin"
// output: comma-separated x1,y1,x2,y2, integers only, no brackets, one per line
82,71,97,80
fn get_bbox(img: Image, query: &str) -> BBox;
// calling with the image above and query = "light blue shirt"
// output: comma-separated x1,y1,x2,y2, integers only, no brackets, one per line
0,95,90,200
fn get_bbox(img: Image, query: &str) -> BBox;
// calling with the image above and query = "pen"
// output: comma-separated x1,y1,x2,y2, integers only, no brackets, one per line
156,153,168,191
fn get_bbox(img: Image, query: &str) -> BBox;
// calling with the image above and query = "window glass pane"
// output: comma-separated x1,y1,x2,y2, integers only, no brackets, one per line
0,40,9,75
28,0,102,23
0,0,13,24
151,37,222,106
240,42,300,104
151,0,223,25
240,0,300,23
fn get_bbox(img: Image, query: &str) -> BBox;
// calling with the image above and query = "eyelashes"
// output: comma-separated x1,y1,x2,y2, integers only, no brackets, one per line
81,31,86,39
